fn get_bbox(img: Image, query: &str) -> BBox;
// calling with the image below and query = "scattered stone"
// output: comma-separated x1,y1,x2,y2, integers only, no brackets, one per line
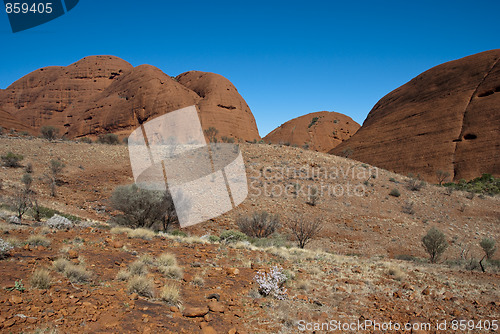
206,293,220,301
201,326,217,334
67,249,79,259
208,300,224,313
183,307,209,318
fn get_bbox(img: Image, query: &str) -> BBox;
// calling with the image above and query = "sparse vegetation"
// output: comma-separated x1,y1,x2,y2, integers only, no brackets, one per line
308,117,319,128
156,253,178,267
128,228,156,240
254,265,287,300
127,276,154,298
0,238,14,259
204,127,219,143
220,230,247,243
128,260,149,276
479,237,497,272
97,133,120,145
402,201,415,215
436,170,451,185
191,275,205,287
27,235,51,247
30,268,52,289
40,126,59,141
389,188,401,197
306,186,320,206
1,151,24,167
422,227,448,263
160,283,181,306
443,173,500,195
288,216,323,249
159,264,183,280
52,258,71,273
63,263,92,283
341,147,353,158
237,211,280,238
44,159,66,197
110,184,178,231
407,174,425,191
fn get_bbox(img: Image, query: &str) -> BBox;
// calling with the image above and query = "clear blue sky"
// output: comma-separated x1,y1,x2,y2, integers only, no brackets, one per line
1,0,499,136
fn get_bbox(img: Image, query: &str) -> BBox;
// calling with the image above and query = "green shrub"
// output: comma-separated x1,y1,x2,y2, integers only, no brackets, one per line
444,174,500,195
1,151,24,167
220,230,247,243
308,117,319,128
78,137,93,144
422,227,447,263
480,238,497,260
170,229,187,237
389,188,401,197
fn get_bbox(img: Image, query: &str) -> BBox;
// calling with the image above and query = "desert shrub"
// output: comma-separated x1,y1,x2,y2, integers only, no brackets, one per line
127,276,154,298
116,269,130,281
387,266,406,281
237,211,280,238
97,133,120,145
25,163,33,173
170,229,187,237
128,260,149,276
138,254,155,266
11,187,31,219
402,201,415,215
1,151,23,167
389,188,401,197
45,214,73,229
30,268,52,289
308,117,319,128
52,258,71,273
249,233,289,248
0,126,3,135
341,147,353,158
78,137,93,144
407,174,425,191
220,230,247,243
436,170,450,185
221,136,235,143
0,238,14,259
156,253,177,267
27,235,51,247
443,174,500,195
204,127,219,143
208,235,220,243
160,283,181,306
191,275,205,287
480,238,497,259
306,186,320,206
159,264,183,279
110,184,178,231
254,266,287,300
128,228,155,240
44,159,65,197
40,126,59,141
63,264,91,283
422,227,448,263
288,217,323,249
295,280,310,291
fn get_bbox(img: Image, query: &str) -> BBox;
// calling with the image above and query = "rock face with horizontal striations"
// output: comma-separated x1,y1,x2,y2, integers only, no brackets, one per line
0,55,260,142
330,49,500,182
264,111,360,152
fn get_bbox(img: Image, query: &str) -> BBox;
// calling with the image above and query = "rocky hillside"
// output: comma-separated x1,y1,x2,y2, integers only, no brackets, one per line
330,49,500,182
0,56,260,142
263,111,360,152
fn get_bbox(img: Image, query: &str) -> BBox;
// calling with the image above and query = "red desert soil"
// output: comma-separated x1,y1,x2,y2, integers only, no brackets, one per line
0,137,499,333
0,55,260,142
263,111,360,153
330,49,500,182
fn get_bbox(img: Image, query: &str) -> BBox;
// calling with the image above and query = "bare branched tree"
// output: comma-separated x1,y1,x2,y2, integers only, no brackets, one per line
288,216,323,249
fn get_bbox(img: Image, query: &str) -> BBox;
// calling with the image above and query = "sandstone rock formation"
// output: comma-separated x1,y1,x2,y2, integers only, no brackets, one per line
0,56,260,142
263,111,360,152
330,49,500,182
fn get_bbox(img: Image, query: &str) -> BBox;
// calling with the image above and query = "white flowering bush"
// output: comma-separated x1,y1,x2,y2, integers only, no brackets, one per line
0,238,13,259
46,214,73,229
254,265,288,300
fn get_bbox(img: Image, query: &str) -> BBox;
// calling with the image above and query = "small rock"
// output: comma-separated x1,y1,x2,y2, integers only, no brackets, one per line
130,293,139,300
10,295,23,304
183,306,209,317
208,300,224,313
421,287,431,296
228,328,237,334
201,326,217,334
67,250,78,259
112,240,124,248
226,268,239,276
170,306,180,313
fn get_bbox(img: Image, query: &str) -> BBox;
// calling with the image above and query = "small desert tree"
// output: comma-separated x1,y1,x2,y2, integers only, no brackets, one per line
44,159,65,197
288,216,323,249
110,184,178,231
204,127,219,143
11,187,31,220
306,186,320,206
479,238,497,272
436,170,451,186
237,211,280,238
421,227,448,263
40,126,59,141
